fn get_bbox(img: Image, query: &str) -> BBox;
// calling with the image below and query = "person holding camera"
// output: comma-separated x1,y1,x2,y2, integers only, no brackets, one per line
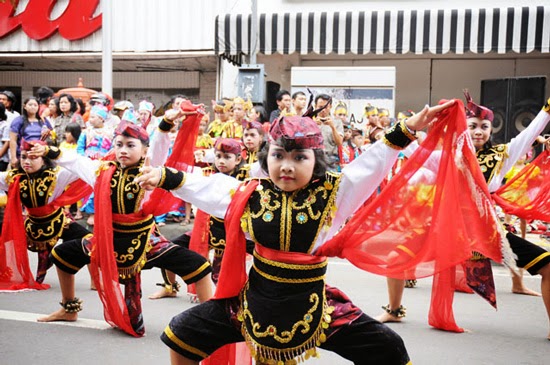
314,94,344,171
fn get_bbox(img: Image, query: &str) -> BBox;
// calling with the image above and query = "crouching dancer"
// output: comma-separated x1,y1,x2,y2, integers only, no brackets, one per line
33,121,212,336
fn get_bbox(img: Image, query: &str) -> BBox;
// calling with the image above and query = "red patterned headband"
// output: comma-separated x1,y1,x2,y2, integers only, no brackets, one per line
464,90,494,122
20,139,47,151
214,138,242,155
269,116,324,150
115,121,149,144
243,120,263,132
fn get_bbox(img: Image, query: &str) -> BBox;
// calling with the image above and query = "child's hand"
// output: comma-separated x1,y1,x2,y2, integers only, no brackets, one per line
28,143,47,158
405,100,455,131
137,157,161,190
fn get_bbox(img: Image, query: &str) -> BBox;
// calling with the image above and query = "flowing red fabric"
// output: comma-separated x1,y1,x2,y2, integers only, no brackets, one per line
0,176,92,291
143,104,203,217
492,149,550,221
213,180,259,299
90,164,140,337
315,100,503,332
187,209,211,295
316,100,502,276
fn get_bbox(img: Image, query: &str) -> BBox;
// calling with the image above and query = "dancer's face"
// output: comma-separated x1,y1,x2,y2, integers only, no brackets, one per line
214,151,241,175
242,128,262,152
267,144,315,192
114,135,148,168
467,117,492,150
20,151,44,174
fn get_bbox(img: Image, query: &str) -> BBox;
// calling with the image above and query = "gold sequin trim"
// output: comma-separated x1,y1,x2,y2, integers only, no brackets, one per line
252,264,325,284
253,250,327,271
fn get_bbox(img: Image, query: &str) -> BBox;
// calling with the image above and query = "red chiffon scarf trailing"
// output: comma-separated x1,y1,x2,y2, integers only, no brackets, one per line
0,175,92,292
493,149,550,221
316,100,507,332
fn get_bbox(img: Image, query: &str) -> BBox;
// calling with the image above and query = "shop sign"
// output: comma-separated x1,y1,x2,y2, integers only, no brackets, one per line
0,0,101,40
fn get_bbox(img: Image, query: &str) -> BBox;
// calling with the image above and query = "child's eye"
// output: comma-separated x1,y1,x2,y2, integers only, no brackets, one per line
271,153,282,159
295,154,306,161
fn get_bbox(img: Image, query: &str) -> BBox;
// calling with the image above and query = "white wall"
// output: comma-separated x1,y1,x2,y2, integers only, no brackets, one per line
248,0,539,13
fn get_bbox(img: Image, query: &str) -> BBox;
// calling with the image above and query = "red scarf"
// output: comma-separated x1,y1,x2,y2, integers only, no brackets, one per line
0,174,92,291
492,149,550,221
216,100,503,334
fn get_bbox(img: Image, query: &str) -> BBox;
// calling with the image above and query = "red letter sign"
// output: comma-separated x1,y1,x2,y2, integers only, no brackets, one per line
0,0,102,41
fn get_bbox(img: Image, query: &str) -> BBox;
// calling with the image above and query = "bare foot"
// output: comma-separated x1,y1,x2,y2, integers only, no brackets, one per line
148,288,177,299
37,308,78,322
90,282,97,291
375,312,403,323
512,287,542,296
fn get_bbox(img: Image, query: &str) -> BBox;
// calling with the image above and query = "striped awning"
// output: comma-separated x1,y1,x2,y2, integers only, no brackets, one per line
215,6,550,59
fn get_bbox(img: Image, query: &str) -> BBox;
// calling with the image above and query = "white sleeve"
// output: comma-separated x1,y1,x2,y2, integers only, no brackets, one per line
402,140,442,173
312,140,400,251
203,148,215,163
169,172,241,218
56,150,101,187
250,161,268,178
487,109,550,192
0,171,8,191
147,129,171,167
48,167,82,201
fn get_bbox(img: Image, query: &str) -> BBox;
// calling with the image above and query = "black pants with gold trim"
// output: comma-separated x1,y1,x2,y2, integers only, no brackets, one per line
34,222,90,283
50,236,211,284
507,232,550,275
161,292,410,365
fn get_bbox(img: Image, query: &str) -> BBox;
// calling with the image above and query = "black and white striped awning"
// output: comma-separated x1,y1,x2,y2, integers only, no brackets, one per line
215,6,550,60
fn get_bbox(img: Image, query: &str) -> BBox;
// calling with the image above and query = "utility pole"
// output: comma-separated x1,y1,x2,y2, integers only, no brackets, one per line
101,0,113,96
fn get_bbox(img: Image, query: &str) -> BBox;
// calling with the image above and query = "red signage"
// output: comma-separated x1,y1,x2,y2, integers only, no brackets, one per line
0,0,102,41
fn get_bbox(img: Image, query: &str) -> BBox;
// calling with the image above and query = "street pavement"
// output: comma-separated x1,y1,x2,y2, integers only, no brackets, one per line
1,221,549,364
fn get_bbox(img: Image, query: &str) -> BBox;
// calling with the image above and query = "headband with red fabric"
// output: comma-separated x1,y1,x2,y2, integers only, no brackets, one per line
214,138,242,155
115,121,149,144
464,90,494,122
269,116,324,150
20,139,47,151
243,120,263,132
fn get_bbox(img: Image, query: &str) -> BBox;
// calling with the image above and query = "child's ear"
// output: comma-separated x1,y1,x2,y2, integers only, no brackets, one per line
236,154,242,164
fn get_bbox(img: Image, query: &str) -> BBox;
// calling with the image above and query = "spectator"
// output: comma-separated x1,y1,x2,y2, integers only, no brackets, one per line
0,103,9,171
314,93,343,170
269,89,291,123
292,91,307,116
53,93,85,145
36,86,54,119
0,90,20,126
9,97,53,168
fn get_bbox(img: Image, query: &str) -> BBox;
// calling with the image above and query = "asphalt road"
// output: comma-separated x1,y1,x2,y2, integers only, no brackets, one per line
1,222,549,364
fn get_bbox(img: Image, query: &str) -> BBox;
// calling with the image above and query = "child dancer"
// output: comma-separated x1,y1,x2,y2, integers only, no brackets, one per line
137,102,456,364
377,95,550,338
0,140,91,290
33,118,212,337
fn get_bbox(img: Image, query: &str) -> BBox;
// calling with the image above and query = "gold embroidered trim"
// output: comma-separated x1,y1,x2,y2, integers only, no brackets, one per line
524,252,550,271
399,119,417,141
382,136,403,150
397,245,416,258
253,250,328,271
239,284,333,364
163,326,209,358
252,264,325,284
308,173,342,253
174,171,187,190
51,247,81,272
158,167,167,188
180,261,211,281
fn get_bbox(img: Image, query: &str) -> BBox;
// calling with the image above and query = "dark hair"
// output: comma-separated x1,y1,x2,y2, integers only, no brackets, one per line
252,105,268,123
57,93,78,114
314,93,331,105
0,90,16,106
292,91,306,100
36,86,54,105
0,103,6,121
275,90,290,102
75,98,86,115
64,122,82,142
19,97,47,146
18,141,57,173
257,141,329,181
170,94,187,106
